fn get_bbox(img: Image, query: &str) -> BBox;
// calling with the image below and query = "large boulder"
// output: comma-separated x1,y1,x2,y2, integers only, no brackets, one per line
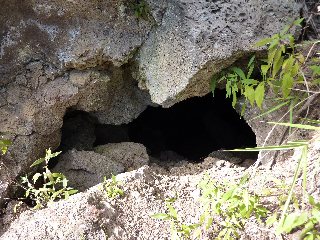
0,0,301,206
53,150,125,191
136,0,301,106
0,0,154,204
94,142,150,171
2,136,319,240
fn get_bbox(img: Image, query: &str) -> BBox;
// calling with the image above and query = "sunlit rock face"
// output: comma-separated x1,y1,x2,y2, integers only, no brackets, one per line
0,0,300,206
137,0,301,106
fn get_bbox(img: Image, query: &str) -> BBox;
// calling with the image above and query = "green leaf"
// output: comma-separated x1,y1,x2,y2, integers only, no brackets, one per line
280,25,291,35
247,55,255,68
247,64,255,79
221,187,236,203
231,67,246,80
0,139,12,154
254,37,273,47
292,212,309,228
62,177,68,188
230,142,306,151
277,214,296,234
67,189,78,196
0,139,12,145
267,122,320,131
261,65,269,79
282,56,295,73
269,38,280,50
244,86,255,106
250,100,290,120
310,65,320,76
226,80,232,98
272,48,283,78
241,101,247,116
231,84,238,108
239,173,250,185
312,78,320,85
206,216,213,229
32,173,42,184
291,62,300,77
312,209,320,223
51,189,64,200
30,157,45,168
293,18,304,26
241,78,258,85
211,77,217,97
309,195,316,206
166,202,178,219
151,213,171,220
288,35,295,49
51,173,65,179
242,189,249,209
278,212,308,234
255,82,265,109
281,73,293,98
266,213,278,227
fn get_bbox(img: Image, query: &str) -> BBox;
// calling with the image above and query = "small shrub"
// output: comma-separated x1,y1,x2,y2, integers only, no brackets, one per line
151,197,200,240
0,139,11,155
20,149,78,209
100,175,124,199
211,18,314,118
234,121,320,238
198,174,268,239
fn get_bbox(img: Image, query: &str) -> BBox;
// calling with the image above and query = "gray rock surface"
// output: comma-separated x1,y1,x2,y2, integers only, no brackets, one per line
94,142,150,171
0,0,154,205
241,87,320,165
2,138,319,240
53,150,125,191
0,0,301,206
136,0,301,106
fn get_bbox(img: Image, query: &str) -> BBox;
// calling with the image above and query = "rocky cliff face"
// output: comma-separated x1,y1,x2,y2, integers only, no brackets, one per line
0,0,301,206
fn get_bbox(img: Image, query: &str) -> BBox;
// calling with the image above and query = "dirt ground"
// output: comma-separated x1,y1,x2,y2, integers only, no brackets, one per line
1,130,319,239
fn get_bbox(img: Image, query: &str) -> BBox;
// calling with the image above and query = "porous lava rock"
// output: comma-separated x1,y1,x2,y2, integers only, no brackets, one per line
53,149,125,191
136,0,301,106
94,142,150,171
0,0,301,206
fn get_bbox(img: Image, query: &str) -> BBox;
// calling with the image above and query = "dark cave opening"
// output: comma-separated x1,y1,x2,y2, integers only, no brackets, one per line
60,89,257,163
126,89,257,161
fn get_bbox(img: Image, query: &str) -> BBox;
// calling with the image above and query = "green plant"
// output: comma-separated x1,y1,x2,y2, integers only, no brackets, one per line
198,174,268,239
100,175,124,199
150,20,319,240
20,149,78,209
233,121,320,238
0,139,11,155
211,55,260,111
211,18,312,117
266,195,320,240
151,197,200,240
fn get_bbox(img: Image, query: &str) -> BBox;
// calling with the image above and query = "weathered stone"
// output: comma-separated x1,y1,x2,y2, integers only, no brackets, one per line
94,142,149,170
53,150,125,191
75,67,151,125
136,0,301,106
0,185,112,240
0,0,302,209
0,200,29,237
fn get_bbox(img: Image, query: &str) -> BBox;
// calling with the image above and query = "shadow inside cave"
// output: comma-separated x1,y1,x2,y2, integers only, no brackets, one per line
60,89,258,163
